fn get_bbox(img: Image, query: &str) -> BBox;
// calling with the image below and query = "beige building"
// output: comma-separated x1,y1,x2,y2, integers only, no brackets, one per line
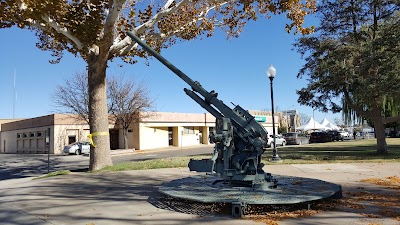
1,115,91,154
0,119,23,153
0,111,277,154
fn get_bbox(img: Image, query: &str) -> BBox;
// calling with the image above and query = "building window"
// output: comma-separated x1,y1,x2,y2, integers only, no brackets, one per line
183,126,195,134
30,132,35,137
68,136,76,144
23,133,28,138
37,131,43,137
17,133,22,138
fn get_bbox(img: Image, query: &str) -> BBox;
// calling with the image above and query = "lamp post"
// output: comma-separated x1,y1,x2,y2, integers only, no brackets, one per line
267,64,281,162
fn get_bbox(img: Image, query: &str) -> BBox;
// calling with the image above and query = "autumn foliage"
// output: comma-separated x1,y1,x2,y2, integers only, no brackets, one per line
1,0,315,63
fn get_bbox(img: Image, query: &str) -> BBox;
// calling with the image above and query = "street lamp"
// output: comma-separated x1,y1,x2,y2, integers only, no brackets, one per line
266,64,282,162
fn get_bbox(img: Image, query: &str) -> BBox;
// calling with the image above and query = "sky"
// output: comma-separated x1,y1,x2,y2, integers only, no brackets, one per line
0,14,342,125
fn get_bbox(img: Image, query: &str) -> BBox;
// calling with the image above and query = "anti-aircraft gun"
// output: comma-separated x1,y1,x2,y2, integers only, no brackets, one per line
127,32,276,188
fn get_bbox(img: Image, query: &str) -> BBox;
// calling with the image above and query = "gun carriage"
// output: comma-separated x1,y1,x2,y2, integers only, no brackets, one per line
126,32,342,218
127,32,274,187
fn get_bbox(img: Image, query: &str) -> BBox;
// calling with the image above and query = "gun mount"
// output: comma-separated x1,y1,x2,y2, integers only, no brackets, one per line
126,32,342,218
127,32,274,187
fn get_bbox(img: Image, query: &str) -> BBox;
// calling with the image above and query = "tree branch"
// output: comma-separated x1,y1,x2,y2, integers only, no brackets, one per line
110,0,229,56
383,115,400,124
16,0,84,49
134,0,190,34
109,0,190,55
40,15,83,50
163,0,175,10
343,90,374,118
103,0,126,42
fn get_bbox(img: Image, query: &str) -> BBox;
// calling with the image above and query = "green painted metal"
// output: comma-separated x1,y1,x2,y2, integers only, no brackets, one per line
127,32,272,186
127,32,343,217
159,174,342,205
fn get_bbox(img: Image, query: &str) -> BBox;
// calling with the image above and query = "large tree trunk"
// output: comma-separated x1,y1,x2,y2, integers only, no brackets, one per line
87,53,113,171
371,110,388,155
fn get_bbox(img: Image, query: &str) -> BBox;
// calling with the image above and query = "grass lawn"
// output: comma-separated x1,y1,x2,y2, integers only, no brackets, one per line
98,138,400,172
33,170,71,179
97,155,208,172
265,138,400,164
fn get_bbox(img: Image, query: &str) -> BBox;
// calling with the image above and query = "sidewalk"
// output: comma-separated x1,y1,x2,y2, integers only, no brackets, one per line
0,163,399,225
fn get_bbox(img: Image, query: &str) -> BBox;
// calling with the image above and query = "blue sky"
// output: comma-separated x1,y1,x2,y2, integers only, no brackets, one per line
0,14,341,124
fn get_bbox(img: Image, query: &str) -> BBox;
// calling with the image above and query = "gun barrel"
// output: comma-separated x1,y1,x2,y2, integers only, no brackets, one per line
184,88,223,118
127,32,209,98
126,31,267,140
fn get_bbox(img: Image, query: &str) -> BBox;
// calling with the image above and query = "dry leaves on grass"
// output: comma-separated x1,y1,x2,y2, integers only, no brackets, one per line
360,176,400,189
344,191,400,208
346,191,399,204
247,209,319,225
246,177,400,224
247,190,399,224
341,176,400,222
357,176,400,221
378,209,400,221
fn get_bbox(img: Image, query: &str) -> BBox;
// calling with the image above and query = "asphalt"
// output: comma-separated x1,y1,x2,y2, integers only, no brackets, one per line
1,161,399,225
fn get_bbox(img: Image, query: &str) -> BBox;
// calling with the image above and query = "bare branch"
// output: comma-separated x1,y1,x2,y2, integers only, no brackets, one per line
52,71,90,124
108,74,155,148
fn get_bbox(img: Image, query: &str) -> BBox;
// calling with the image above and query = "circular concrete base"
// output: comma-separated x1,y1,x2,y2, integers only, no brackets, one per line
159,174,342,205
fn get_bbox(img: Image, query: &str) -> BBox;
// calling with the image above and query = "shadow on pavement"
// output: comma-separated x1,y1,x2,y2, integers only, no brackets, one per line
0,155,89,181
148,193,230,216
0,171,249,224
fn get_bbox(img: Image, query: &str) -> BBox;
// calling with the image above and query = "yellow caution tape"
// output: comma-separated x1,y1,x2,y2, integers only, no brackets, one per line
87,132,109,148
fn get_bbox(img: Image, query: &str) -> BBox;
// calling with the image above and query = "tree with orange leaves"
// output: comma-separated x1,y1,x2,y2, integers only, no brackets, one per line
1,0,315,170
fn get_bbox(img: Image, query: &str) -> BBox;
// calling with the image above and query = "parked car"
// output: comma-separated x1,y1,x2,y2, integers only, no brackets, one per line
283,132,309,145
267,134,287,148
339,131,350,138
327,130,344,141
309,131,332,143
63,141,91,155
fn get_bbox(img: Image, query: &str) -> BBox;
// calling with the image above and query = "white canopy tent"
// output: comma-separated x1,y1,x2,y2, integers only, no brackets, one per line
320,118,330,127
296,117,325,131
320,118,340,130
324,122,340,130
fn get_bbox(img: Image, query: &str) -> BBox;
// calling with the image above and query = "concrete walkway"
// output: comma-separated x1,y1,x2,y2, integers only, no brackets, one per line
0,163,399,225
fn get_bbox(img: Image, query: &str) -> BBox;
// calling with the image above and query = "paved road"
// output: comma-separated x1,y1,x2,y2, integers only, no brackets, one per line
0,154,89,181
1,163,399,225
2,142,399,225
0,145,214,181
0,138,364,181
